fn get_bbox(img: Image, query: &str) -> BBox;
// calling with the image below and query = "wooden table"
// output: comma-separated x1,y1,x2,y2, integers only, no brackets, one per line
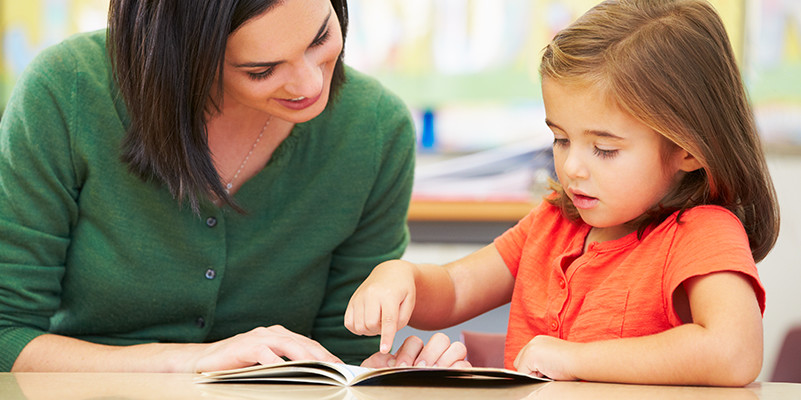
407,198,536,222
406,198,538,243
2,372,800,400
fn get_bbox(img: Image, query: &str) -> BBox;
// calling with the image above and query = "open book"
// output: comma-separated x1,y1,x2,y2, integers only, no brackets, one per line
196,360,549,386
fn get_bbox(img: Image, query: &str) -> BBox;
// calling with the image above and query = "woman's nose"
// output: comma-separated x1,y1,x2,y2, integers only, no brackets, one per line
283,56,323,98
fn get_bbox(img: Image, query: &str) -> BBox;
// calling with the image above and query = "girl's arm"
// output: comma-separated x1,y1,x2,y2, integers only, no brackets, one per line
345,244,515,355
514,271,763,386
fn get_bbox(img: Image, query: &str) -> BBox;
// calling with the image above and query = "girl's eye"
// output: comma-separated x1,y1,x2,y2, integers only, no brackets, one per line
553,138,569,147
593,147,619,159
311,29,331,47
248,68,275,81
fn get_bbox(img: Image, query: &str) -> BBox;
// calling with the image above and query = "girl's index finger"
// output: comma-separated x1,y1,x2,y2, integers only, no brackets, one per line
379,311,398,353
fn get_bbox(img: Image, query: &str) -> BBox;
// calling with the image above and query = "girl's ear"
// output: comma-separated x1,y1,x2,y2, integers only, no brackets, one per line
676,149,703,172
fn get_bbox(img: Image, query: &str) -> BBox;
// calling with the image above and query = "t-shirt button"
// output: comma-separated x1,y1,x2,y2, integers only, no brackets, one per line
558,278,566,289
206,217,217,227
205,269,216,280
550,320,559,331
196,317,206,329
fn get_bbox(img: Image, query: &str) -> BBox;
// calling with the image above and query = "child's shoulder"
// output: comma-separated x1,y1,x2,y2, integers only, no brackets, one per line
673,205,743,228
656,205,749,249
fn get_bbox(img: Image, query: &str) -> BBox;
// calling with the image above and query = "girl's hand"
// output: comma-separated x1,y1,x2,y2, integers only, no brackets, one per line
361,333,471,369
344,260,418,354
513,335,579,380
188,325,341,373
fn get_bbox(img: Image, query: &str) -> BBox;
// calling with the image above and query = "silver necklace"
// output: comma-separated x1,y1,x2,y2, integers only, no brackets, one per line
225,115,272,194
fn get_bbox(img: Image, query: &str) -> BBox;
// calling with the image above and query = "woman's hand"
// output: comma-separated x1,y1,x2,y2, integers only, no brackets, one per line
513,335,578,380
344,260,418,354
361,333,470,369
188,325,341,373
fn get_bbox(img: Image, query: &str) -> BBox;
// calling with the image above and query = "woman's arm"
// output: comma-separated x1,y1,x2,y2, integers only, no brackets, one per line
514,271,763,386
13,326,341,373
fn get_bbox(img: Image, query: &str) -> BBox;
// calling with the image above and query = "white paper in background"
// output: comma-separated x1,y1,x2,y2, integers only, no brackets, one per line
413,138,554,201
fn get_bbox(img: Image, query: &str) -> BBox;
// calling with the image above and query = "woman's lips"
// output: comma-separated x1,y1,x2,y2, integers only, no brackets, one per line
571,193,599,209
275,92,322,110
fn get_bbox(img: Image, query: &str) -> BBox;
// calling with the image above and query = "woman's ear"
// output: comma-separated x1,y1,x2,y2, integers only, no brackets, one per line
676,149,703,172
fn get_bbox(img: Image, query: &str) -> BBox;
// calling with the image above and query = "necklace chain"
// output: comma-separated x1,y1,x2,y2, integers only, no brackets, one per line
225,116,272,194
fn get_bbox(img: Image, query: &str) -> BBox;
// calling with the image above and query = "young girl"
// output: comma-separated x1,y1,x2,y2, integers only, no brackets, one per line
345,0,780,386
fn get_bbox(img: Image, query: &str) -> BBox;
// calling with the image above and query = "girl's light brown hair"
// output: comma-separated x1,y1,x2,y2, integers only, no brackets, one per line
540,0,779,262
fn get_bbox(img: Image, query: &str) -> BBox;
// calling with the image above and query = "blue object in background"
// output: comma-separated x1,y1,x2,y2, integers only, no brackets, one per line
420,108,436,150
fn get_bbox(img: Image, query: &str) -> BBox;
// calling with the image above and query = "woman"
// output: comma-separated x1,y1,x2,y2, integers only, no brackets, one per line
0,0,419,372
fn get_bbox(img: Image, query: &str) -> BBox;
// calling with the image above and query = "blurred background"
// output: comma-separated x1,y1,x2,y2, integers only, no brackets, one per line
3,1,799,149
1,0,799,382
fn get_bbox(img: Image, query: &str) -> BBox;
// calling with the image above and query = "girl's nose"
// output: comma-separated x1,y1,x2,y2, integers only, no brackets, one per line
283,56,323,98
562,149,589,180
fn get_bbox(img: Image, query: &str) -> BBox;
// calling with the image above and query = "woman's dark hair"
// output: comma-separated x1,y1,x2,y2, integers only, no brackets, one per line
108,0,349,213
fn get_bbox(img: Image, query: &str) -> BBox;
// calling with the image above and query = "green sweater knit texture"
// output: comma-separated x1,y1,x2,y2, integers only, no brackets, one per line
0,30,416,370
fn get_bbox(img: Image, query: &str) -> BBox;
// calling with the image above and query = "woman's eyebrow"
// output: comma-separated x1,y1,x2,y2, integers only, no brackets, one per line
312,10,333,44
233,9,332,69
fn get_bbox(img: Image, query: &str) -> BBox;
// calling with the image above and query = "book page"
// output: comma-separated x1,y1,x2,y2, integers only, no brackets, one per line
199,361,371,385
351,365,547,385
198,361,549,386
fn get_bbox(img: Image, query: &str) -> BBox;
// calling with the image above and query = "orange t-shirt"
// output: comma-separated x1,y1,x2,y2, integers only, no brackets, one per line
493,201,766,369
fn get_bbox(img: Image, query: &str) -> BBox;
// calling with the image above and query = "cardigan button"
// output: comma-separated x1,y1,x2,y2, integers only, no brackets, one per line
205,269,216,280
196,317,206,329
206,217,217,227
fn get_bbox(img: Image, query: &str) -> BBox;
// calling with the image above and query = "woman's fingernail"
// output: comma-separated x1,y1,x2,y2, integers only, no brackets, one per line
380,343,389,353
388,358,396,367
416,360,427,367
399,361,408,367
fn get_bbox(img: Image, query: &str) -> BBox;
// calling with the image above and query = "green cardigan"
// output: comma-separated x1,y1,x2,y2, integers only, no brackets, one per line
0,30,415,370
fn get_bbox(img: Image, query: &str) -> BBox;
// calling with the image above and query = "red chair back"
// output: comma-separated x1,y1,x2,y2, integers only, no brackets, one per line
772,325,801,383
460,330,506,369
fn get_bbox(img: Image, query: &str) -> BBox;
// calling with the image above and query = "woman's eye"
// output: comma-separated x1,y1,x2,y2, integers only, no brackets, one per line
248,68,275,81
246,29,330,82
311,29,331,47
553,138,569,147
593,147,619,159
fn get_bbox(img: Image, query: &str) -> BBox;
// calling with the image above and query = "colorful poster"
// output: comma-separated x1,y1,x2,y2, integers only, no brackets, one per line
1,0,108,112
